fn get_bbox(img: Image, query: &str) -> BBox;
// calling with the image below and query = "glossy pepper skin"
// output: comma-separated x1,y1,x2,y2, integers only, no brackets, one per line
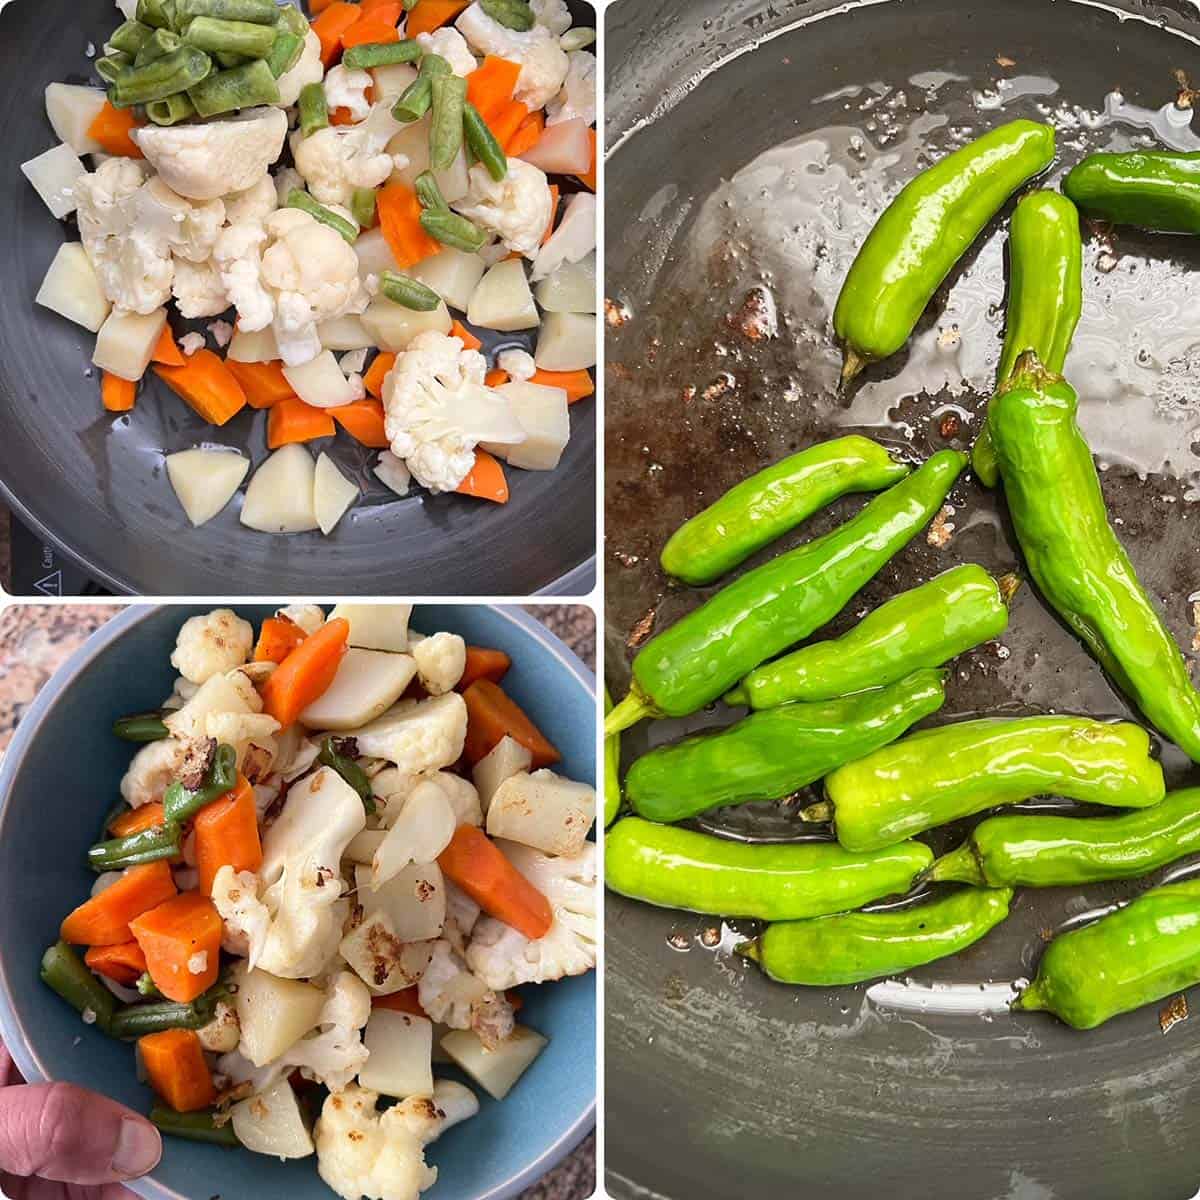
1064,151,1200,233
725,564,1009,709
626,669,946,823
605,450,966,735
660,435,910,586
814,715,1165,853
1014,879,1200,1029
989,355,1200,761
603,688,621,827
833,119,1055,382
929,787,1200,888
740,886,1012,986
972,190,1082,487
605,816,932,921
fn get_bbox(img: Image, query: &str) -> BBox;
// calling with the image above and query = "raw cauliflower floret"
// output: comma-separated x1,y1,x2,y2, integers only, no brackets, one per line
273,165,306,209
392,1081,479,1145
136,178,226,263
456,2,568,109
414,28,476,76
453,159,553,258
223,175,278,226
172,258,229,319
466,841,596,989
324,64,374,121
530,0,571,35
291,125,395,208
417,940,514,1050
547,50,595,127
213,220,274,332
170,609,254,684
411,632,466,695
315,1087,437,1200
119,736,192,808
276,604,326,634
277,28,324,108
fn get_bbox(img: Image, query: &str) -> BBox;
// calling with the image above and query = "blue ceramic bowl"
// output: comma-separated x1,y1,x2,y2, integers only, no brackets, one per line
0,604,596,1200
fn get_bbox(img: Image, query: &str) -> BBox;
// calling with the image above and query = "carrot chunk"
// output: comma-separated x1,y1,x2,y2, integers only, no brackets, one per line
194,776,262,896
530,368,594,403
101,372,137,413
342,16,400,49
225,359,294,409
371,987,426,1016
153,350,247,426
60,861,177,947
458,646,511,691
576,127,596,191
405,0,470,37
109,802,166,838
140,1029,217,1113
129,891,222,1003
363,352,396,399
87,101,142,158
267,396,336,449
254,615,308,664
455,449,508,504
85,940,148,987
261,617,350,728
151,325,186,367
506,110,544,157
484,368,509,388
449,319,481,351
312,2,361,64
330,398,390,447
378,182,442,268
466,56,521,119
462,678,561,767
438,825,553,940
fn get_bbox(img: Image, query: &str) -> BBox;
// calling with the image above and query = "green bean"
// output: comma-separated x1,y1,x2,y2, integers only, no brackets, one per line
96,54,133,84
299,80,329,137
414,169,448,211
163,742,237,823
342,40,422,69
177,0,279,24
137,0,176,30
147,92,196,124
265,30,303,78
150,1107,241,1147
40,942,115,1034
214,49,250,68
419,208,488,253
429,73,466,170
136,972,162,998
351,187,379,228
560,26,596,50
110,987,228,1039
480,0,534,31
134,27,182,66
463,102,507,181
392,53,450,123
185,15,276,58
88,822,183,872
287,189,359,243
379,269,442,311
111,46,212,106
276,4,308,37
113,710,170,742
108,19,153,55
318,736,376,814
188,57,279,115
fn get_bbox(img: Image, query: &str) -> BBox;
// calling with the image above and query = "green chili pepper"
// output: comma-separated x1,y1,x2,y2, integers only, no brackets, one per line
606,449,966,735
342,40,422,69
110,985,229,1039
560,27,596,51
739,886,1013,986
287,188,359,244
112,710,170,742
833,119,1055,383
429,73,466,171
605,817,932,920
379,269,442,311
150,1106,242,1147
392,53,450,123
265,30,303,77
809,715,1165,853
661,435,911,586
184,15,277,58
930,787,1200,889
972,190,1082,488
604,688,621,828
725,564,1011,709
41,942,116,1033
96,54,133,83
299,80,329,137
414,169,448,212
317,736,375,815
463,101,507,181
419,208,488,252
111,46,212,106
136,972,162,998
137,0,176,30
1014,879,1200,1029
480,0,535,31
162,742,238,823
134,27,182,65
88,821,183,872
988,353,1200,762
108,19,153,55
1064,150,1200,233
188,57,279,115
147,91,196,124
351,186,379,229
177,0,279,23
626,669,946,823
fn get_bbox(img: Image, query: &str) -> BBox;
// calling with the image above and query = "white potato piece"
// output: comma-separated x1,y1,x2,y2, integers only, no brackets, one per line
361,297,451,351
36,242,110,332
314,452,358,536
374,450,411,496
535,253,596,314
467,258,539,332
236,970,327,1067
521,117,592,175
231,1078,315,1159
357,861,446,943
317,313,375,351
345,828,387,866
165,448,249,527
228,324,280,363
486,769,595,857
359,1011,434,1099
440,1025,548,1100
410,247,486,314
388,117,470,203
299,647,417,731
44,83,106,155
329,604,413,652
531,193,596,282
373,782,456,885
484,381,569,471
472,736,534,813
339,912,435,995
354,226,398,279
370,63,419,102
22,143,87,219
93,308,167,382
535,311,595,371
240,444,319,534
284,350,359,409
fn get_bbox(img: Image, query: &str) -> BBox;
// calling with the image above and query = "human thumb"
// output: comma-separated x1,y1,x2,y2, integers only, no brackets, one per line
0,1082,162,1185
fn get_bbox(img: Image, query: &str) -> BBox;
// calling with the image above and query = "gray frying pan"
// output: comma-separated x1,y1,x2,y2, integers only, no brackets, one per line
0,0,595,595
605,0,1200,1196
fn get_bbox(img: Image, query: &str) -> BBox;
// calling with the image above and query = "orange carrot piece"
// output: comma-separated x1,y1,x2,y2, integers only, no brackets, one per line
541,183,560,245
61,861,177,947
312,1,361,63
405,0,469,37
484,368,509,387
87,101,143,158
267,395,337,449
371,987,426,1016
309,0,338,11
225,358,294,410
151,325,186,367
449,319,481,351
362,0,404,9
101,372,137,413
343,11,402,46
140,1029,217,1113
530,367,594,404
261,617,350,728
378,182,442,268
458,645,511,691
109,802,166,838
437,825,553,940
466,56,521,118
487,99,529,151
194,776,262,896
129,891,222,1003
330,107,358,126
506,109,544,157
153,350,247,426
330,398,389,447
576,127,597,191
85,940,149,987
363,351,396,398
462,677,561,767
455,449,509,504
254,614,308,664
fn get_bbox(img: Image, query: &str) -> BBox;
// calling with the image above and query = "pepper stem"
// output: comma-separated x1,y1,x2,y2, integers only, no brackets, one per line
997,572,1022,607
999,349,1061,394
925,842,986,887
734,938,760,963
722,685,749,707
604,687,659,737
800,800,833,823
840,346,868,388
1010,979,1044,1013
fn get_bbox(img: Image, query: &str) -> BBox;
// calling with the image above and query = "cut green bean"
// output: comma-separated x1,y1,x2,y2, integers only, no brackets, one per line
88,822,183,872
111,45,212,105
318,736,376,814
342,39,422,69
150,1107,241,1147
265,30,303,77
188,57,279,115
287,189,359,243
351,187,379,228
379,270,442,311
134,27,182,66
480,0,534,31
419,208,488,252
185,15,277,57
463,101,507,181
137,972,162,998
108,19,153,55
163,742,237,823
299,80,329,137
137,0,176,30
96,54,133,84
414,169,448,211
392,53,450,123
429,73,466,171
110,987,228,1039
41,942,115,1034
147,91,196,123
276,3,308,37
113,710,170,742
560,26,596,50
177,0,279,24
215,49,250,68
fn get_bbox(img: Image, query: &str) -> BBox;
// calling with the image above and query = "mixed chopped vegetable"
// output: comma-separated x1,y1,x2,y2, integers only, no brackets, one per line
44,604,596,1200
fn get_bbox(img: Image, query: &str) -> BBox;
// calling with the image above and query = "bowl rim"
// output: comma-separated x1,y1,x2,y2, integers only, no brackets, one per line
0,601,597,1200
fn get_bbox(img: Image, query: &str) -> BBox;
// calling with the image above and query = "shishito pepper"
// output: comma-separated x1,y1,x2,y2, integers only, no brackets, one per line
605,450,966,735
1064,150,1200,233
833,119,1055,382
625,669,946,823
738,886,1013,986
603,688,621,828
988,353,1200,762
1014,879,1200,1029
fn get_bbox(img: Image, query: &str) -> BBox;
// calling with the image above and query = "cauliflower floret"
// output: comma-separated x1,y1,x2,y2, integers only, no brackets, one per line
74,156,147,240
212,867,273,964
170,608,254,684
466,841,596,989
205,710,281,777
324,64,374,121
260,860,351,979
276,603,325,634
546,49,595,126
456,2,568,109
391,1081,479,1145
530,0,571,35
172,258,229,319
315,1087,437,1200
453,159,553,258
261,766,367,885
414,28,476,76
284,971,371,1092
119,736,192,808
411,632,466,696
180,331,206,356
291,125,395,208
196,999,241,1053
417,941,514,1050
274,165,306,209
223,174,278,226
136,178,226,263
277,29,324,108
213,220,275,332
496,347,536,382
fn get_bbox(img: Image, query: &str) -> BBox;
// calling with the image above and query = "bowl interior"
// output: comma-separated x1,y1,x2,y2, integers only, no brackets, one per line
0,604,595,1200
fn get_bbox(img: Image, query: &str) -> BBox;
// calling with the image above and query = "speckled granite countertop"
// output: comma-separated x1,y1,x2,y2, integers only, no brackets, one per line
0,601,596,1200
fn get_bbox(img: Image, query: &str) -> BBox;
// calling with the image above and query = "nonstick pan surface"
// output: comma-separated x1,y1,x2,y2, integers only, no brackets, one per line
0,0,595,596
605,1,1200,1196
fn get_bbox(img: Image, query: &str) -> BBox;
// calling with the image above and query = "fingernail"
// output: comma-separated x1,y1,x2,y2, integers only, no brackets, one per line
112,1117,162,1178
